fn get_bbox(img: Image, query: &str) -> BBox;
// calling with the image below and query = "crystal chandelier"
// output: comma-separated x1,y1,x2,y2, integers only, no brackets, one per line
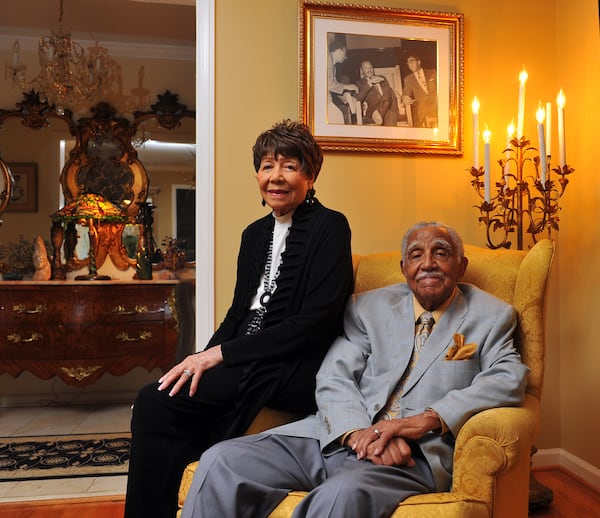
4,0,121,113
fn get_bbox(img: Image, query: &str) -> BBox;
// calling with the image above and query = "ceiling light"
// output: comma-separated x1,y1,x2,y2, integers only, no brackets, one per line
4,0,121,113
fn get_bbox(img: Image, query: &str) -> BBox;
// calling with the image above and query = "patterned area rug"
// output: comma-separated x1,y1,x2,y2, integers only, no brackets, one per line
0,433,130,481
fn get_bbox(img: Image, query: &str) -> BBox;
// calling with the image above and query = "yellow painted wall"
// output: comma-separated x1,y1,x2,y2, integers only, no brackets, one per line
214,0,600,470
554,0,600,470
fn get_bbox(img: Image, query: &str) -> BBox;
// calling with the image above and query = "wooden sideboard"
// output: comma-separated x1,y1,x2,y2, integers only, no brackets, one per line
0,280,194,387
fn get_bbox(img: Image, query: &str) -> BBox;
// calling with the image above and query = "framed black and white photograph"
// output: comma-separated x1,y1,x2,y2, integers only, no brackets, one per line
300,2,464,154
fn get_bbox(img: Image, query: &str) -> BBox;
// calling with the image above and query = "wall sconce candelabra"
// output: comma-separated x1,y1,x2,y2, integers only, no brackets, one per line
468,137,574,250
469,70,574,250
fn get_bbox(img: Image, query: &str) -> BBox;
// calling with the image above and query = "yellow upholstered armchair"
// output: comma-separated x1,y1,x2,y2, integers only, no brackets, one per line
178,239,554,518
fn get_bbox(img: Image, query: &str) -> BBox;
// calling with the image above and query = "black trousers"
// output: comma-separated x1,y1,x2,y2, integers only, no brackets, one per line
123,354,320,518
124,362,244,518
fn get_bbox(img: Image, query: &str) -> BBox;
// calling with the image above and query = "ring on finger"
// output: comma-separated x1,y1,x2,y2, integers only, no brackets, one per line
374,428,381,438
182,369,192,378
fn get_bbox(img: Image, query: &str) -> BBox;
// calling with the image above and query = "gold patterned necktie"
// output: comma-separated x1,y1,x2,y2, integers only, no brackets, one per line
378,311,435,420
414,311,435,356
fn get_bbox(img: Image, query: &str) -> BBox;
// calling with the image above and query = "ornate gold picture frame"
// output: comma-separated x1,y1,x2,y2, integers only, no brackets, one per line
300,2,464,154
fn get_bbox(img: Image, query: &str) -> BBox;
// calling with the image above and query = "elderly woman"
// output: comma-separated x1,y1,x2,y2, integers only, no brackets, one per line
124,120,354,518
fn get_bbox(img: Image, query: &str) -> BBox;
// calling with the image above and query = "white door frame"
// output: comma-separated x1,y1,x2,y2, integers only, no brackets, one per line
195,0,215,347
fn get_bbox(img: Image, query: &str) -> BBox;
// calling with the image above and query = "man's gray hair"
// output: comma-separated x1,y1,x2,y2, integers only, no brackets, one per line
401,221,464,259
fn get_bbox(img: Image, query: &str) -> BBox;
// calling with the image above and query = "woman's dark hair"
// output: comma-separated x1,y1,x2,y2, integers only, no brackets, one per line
252,120,324,181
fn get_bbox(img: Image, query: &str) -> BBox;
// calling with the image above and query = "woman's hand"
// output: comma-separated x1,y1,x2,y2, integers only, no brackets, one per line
347,427,415,467
157,345,224,397
346,427,382,460
367,437,415,467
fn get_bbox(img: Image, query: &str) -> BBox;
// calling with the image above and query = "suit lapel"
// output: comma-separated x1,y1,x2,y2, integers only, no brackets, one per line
387,296,417,394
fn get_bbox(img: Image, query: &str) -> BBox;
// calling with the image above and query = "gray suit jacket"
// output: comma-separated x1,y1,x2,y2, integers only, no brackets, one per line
270,283,529,491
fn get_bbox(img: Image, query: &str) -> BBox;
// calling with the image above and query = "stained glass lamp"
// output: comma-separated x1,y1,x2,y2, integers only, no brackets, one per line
53,193,126,280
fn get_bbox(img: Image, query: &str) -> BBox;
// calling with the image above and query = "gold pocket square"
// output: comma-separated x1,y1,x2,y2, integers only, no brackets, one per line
445,333,477,361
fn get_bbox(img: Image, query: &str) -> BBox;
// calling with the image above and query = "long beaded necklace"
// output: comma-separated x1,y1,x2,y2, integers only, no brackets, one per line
245,235,279,335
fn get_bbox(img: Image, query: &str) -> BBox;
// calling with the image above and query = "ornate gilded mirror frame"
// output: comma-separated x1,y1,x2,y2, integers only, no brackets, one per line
61,102,149,221
57,101,151,274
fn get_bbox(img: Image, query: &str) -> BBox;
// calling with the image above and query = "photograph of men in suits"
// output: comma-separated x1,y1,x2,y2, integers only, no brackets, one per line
402,54,438,128
355,60,400,126
181,221,528,518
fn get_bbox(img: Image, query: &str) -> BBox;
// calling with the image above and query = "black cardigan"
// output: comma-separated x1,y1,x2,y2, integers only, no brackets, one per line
208,200,353,364
206,200,353,436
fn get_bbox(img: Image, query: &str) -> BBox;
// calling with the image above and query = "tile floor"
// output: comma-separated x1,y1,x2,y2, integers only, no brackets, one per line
0,403,132,502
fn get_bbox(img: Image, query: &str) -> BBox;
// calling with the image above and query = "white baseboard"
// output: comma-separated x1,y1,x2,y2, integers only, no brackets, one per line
533,448,600,491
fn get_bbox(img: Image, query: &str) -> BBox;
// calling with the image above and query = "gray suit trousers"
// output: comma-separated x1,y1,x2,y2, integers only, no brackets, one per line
181,432,435,518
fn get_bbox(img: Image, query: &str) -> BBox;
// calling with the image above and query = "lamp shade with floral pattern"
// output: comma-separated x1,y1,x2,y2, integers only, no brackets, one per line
52,192,126,223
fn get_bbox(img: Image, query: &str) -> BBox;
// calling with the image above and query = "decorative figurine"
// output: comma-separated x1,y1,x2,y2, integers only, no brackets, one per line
32,235,51,281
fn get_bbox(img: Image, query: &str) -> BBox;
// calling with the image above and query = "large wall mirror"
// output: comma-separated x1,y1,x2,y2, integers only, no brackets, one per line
0,91,195,278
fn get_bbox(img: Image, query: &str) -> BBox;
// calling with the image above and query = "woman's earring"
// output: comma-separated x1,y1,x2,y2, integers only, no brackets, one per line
261,198,266,207
305,188,316,205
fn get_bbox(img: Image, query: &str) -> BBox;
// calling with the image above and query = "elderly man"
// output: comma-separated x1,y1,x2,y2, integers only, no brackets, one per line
182,221,529,518
355,60,399,126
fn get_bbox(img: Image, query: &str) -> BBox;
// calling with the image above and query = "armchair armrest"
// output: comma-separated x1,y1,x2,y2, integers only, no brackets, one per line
392,396,540,517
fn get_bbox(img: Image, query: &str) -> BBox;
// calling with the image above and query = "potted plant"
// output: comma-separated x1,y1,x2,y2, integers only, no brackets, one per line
0,235,38,280
161,236,187,272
